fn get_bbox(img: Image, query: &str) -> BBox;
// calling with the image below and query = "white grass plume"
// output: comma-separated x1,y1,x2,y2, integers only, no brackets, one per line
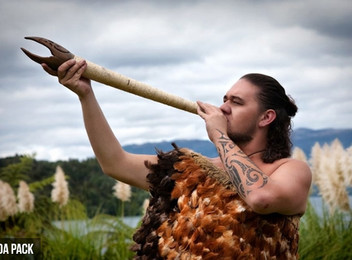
310,140,350,212
51,165,69,207
113,181,131,202
0,180,18,221
292,147,308,163
17,180,35,213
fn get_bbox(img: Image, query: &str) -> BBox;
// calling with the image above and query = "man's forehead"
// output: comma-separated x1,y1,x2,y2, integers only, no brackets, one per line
225,79,258,99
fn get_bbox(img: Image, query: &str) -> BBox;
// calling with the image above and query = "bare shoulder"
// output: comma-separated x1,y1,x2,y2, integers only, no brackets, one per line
272,158,312,186
278,158,311,173
264,158,312,215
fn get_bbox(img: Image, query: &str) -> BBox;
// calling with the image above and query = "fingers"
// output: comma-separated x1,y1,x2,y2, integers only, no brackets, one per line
57,59,87,86
196,101,207,118
197,101,220,114
197,101,227,142
57,60,83,80
41,63,58,76
196,101,203,112
197,101,218,120
41,59,87,83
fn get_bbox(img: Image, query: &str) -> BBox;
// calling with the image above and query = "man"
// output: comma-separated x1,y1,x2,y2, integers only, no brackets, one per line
42,59,312,258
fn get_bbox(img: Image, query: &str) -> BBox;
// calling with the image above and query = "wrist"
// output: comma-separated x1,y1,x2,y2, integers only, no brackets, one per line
78,87,95,102
210,128,229,143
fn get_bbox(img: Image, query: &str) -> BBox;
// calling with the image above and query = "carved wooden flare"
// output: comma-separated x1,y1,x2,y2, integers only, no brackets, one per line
21,36,198,114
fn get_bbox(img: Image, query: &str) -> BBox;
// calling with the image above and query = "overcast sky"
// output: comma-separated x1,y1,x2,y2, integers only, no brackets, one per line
1,0,351,161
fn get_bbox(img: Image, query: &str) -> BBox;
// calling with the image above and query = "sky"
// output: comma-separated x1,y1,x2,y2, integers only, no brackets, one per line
0,0,351,161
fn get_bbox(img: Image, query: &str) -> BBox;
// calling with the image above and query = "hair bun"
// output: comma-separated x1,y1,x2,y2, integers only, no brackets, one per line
286,95,297,117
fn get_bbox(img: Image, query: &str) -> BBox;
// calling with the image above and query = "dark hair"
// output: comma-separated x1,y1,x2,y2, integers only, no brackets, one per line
241,73,297,163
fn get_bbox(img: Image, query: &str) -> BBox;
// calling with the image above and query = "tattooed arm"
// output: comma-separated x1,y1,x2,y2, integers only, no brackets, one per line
215,129,268,198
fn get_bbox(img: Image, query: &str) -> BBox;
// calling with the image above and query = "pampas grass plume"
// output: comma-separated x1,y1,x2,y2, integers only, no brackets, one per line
310,142,322,184
344,146,352,186
291,147,308,163
310,140,351,212
51,165,69,207
0,180,18,221
113,181,131,202
142,198,150,215
17,180,35,213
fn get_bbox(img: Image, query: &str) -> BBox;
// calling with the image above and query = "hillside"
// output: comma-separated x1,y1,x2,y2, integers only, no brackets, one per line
291,128,352,156
123,128,352,157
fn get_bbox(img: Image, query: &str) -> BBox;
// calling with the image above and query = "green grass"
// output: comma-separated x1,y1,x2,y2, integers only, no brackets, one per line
41,216,135,259
1,199,136,259
2,197,352,259
40,202,136,259
299,202,352,259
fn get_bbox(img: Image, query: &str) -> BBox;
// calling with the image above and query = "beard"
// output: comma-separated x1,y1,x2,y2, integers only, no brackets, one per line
227,123,255,145
227,132,253,144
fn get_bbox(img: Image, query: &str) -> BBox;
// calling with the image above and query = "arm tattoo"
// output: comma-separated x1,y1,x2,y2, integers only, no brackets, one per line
215,129,268,198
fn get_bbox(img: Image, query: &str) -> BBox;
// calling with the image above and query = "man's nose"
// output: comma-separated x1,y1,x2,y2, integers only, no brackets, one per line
220,102,231,114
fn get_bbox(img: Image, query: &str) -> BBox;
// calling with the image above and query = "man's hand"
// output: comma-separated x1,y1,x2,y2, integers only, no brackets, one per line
197,101,228,142
42,59,92,99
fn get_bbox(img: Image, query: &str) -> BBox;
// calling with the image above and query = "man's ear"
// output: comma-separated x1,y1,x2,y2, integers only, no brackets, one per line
259,109,276,127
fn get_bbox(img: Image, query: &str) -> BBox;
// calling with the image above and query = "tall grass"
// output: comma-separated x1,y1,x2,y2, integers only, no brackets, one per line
39,201,136,259
294,140,352,259
42,216,135,259
0,164,137,259
299,202,352,259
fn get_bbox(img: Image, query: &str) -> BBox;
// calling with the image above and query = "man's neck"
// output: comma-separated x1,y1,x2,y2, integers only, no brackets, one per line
237,141,266,159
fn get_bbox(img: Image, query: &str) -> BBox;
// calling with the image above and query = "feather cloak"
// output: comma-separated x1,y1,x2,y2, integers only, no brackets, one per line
132,144,300,259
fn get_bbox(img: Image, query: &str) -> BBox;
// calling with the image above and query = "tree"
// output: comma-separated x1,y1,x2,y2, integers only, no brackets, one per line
0,155,33,187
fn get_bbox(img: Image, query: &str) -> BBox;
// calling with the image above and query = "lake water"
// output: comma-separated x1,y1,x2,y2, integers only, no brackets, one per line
53,196,352,230
307,196,352,219
122,216,142,228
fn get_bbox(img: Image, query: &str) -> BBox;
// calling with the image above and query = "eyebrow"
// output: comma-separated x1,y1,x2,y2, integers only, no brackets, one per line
223,95,245,103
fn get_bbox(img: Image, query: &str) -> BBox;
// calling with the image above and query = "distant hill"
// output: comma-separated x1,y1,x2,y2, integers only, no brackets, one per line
124,140,218,157
291,128,352,156
123,128,352,158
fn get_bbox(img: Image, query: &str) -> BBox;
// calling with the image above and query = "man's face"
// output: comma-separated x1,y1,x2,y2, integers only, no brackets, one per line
220,79,262,145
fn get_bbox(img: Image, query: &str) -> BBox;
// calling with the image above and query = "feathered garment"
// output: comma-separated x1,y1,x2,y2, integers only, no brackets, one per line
132,144,300,259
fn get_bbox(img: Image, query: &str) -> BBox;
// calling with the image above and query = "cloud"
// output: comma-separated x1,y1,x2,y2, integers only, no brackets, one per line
1,0,351,160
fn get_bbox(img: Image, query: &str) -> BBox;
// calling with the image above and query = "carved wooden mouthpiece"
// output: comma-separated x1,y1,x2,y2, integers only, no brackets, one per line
21,36,198,114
